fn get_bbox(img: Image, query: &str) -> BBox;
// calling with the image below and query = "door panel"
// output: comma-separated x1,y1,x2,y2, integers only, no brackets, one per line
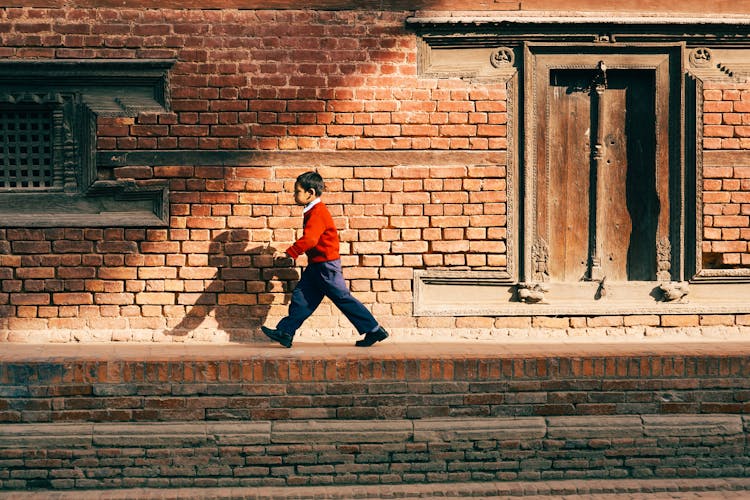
545,69,658,282
548,72,591,282
599,84,631,281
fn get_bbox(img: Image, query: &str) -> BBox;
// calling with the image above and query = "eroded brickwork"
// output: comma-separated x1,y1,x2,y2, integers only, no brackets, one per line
1,416,748,489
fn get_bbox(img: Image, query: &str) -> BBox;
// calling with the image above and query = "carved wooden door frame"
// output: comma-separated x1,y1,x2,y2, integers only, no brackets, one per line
522,43,685,285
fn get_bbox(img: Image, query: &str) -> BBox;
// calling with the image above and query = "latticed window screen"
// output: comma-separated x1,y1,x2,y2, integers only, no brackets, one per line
0,108,54,190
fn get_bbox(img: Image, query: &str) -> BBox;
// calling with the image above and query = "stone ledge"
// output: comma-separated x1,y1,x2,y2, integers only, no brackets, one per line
271,420,412,444
2,342,750,425
2,415,745,449
412,417,546,442
546,416,643,438
643,414,744,436
0,423,93,448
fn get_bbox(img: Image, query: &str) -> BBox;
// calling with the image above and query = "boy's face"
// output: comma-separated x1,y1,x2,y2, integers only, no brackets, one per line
293,183,317,206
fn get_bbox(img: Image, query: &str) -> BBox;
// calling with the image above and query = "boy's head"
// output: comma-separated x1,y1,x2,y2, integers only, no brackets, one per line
293,171,324,206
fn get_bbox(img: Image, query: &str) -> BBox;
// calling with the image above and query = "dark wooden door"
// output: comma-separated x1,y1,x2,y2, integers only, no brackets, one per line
545,69,659,282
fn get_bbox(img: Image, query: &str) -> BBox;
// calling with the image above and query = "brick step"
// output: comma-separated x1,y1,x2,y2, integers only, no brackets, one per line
1,415,749,490
1,341,750,424
3,342,750,491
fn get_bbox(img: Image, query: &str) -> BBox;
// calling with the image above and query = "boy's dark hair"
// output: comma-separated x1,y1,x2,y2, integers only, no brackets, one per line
296,171,325,196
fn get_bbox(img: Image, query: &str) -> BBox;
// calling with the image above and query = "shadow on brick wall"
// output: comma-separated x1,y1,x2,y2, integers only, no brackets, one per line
165,229,296,343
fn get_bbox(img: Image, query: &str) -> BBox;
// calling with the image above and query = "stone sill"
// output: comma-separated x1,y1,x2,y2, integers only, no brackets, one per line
414,271,750,317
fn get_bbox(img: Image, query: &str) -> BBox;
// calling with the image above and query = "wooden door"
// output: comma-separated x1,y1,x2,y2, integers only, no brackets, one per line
545,68,660,282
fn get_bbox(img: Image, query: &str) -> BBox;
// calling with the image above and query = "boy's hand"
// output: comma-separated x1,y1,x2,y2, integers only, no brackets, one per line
273,251,294,267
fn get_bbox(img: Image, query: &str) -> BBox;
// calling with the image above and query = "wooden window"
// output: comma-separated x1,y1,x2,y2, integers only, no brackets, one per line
0,60,174,227
0,108,55,190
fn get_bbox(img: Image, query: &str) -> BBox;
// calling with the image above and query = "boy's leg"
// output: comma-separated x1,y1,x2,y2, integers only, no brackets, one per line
275,264,325,336
319,260,379,334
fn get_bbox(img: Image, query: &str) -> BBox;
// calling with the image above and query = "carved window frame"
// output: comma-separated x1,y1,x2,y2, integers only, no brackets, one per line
0,60,174,227
522,43,685,284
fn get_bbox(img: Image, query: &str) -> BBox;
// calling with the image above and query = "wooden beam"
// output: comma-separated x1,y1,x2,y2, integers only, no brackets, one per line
98,150,508,167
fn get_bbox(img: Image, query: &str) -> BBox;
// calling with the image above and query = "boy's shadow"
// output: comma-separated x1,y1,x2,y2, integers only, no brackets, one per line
165,229,297,343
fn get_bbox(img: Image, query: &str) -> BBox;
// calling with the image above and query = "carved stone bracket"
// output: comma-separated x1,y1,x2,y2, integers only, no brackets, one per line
414,37,518,80
659,281,689,302
517,282,549,304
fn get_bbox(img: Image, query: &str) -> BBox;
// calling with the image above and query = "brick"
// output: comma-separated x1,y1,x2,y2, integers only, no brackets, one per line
431,240,469,253
10,294,50,306
623,315,660,327
135,293,175,305
713,216,749,227
660,315,700,327
11,242,51,254
94,293,135,305
587,316,624,328
52,293,93,306
153,166,194,177
532,317,569,329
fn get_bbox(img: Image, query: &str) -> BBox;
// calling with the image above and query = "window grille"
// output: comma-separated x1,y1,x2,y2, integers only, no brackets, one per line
0,108,54,190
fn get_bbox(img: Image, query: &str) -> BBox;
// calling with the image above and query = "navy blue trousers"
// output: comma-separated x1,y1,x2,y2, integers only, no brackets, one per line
276,259,379,336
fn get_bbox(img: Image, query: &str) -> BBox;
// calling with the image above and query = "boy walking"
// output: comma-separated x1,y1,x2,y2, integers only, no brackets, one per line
261,171,389,348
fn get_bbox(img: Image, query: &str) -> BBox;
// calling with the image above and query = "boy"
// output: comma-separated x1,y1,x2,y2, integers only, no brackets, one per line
261,171,389,348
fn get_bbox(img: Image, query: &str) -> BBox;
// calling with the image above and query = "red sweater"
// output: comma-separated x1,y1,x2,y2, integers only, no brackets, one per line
285,202,340,263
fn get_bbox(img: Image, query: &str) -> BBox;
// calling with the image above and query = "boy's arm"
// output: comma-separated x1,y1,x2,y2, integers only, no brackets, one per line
285,214,325,260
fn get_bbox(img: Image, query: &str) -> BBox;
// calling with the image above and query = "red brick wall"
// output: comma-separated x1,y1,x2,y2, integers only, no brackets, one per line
0,7,748,340
1,161,510,338
0,8,514,340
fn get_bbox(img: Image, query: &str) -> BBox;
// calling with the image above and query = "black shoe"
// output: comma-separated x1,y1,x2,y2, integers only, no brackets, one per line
261,326,293,348
355,326,388,347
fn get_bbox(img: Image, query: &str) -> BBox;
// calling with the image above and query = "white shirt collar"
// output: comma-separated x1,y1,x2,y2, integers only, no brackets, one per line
303,197,321,214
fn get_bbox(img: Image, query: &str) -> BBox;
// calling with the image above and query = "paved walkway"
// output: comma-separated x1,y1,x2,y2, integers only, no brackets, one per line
3,338,750,362
3,478,750,499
